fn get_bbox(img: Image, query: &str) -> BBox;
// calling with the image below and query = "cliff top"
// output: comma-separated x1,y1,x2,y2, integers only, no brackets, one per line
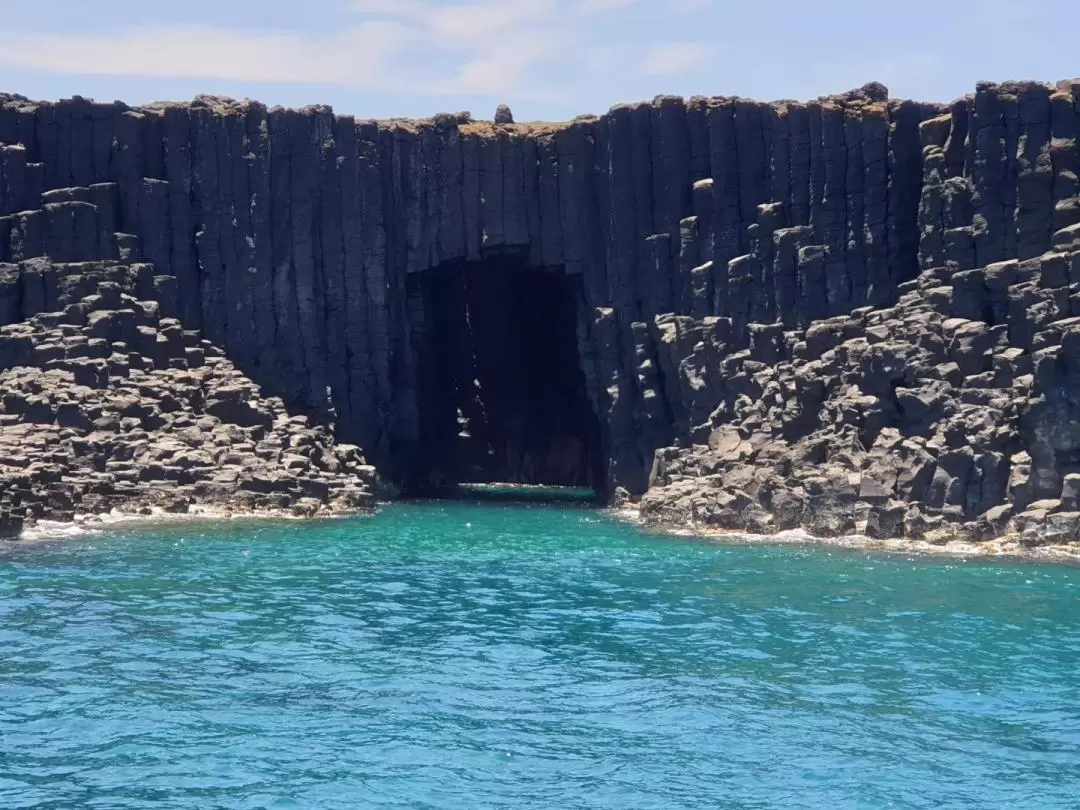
0,80,965,132
2,79,1077,141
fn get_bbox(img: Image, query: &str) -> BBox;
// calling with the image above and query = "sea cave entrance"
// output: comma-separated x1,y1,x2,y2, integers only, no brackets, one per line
405,255,604,500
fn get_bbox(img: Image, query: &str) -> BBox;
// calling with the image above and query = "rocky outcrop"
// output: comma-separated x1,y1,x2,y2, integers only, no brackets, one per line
636,81,1080,545
0,86,943,496
640,248,1080,547
2,79,1079,543
0,256,375,536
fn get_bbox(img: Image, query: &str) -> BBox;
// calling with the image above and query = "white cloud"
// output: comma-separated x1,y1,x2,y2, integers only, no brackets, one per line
0,1,575,99
442,36,564,95
581,0,638,11
643,42,708,76
347,0,562,94
0,0,712,103
581,0,711,13
0,23,412,88
351,0,556,39
347,0,405,12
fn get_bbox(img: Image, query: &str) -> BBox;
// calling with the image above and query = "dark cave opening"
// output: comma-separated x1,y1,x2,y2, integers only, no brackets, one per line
404,255,604,499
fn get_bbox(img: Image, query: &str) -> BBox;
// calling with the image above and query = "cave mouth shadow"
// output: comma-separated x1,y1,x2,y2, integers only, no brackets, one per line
404,254,604,500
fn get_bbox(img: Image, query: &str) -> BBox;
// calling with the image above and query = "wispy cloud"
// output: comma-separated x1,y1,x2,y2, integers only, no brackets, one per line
669,0,714,11
350,0,556,39
446,39,564,96
581,0,638,11
348,0,564,95
0,0,721,106
0,23,411,87
1,0,1065,119
643,42,708,76
0,1,576,100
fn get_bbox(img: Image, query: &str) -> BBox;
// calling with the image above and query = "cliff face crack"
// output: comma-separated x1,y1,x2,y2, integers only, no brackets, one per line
402,255,601,495
4,81,1080,544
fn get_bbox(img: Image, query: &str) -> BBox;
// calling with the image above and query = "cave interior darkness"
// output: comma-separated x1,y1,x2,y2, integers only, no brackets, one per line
404,254,604,498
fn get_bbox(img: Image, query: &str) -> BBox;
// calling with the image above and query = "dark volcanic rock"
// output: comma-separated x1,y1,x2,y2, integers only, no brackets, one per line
494,104,514,125
0,263,376,532
2,81,1080,546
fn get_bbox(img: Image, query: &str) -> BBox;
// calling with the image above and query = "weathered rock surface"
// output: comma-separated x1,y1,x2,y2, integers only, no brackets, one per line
0,258,375,535
636,80,1080,544
640,246,1080,545
0,86,944,495
494,105,514,125
2,79,1079,544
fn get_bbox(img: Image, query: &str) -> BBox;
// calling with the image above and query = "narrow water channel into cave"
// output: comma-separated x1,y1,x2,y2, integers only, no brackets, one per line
405,256,603,497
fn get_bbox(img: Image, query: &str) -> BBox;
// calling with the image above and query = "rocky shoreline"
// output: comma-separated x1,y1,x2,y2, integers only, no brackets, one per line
636,243,1080,552
11,504,378,546
4,82,1080,552
0,261,377,540
640,519,1080,564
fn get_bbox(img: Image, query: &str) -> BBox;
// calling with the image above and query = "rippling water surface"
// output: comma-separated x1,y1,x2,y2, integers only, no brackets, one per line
2,502,1079,809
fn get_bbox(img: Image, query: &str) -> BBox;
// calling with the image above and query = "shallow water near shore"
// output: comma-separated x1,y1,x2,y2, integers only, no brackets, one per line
2,501,1079,809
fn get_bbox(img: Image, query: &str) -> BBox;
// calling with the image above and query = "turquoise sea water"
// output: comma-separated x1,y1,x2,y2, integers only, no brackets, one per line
2,502,1079,809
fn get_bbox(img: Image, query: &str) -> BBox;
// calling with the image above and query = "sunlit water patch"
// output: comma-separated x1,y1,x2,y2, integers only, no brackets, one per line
2,501,1078,808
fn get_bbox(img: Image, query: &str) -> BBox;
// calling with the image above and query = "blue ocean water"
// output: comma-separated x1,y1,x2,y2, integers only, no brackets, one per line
1,501,1078,809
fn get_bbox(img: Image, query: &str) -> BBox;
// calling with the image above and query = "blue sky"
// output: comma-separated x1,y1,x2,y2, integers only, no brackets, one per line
0,0,1072,121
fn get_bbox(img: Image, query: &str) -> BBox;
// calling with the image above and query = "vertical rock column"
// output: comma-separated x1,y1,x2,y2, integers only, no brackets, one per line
969,83,1013,268
1050,81,1080,233
1014,83,1054,260
884,99,928,297
707,98,742,316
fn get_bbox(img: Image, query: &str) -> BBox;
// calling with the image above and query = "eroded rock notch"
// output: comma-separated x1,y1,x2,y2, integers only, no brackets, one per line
405,254,601,494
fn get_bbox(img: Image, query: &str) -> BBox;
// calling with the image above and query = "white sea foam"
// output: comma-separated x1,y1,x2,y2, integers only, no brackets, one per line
9,503,381,545
610,509,1080,563
18,520,96,543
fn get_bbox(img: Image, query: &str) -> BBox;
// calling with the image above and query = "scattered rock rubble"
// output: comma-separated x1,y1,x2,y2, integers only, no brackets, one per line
640,246,1080,548
0,262,375,538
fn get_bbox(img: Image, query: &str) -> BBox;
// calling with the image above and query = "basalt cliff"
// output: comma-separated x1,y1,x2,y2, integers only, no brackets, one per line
2,80,1080,545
